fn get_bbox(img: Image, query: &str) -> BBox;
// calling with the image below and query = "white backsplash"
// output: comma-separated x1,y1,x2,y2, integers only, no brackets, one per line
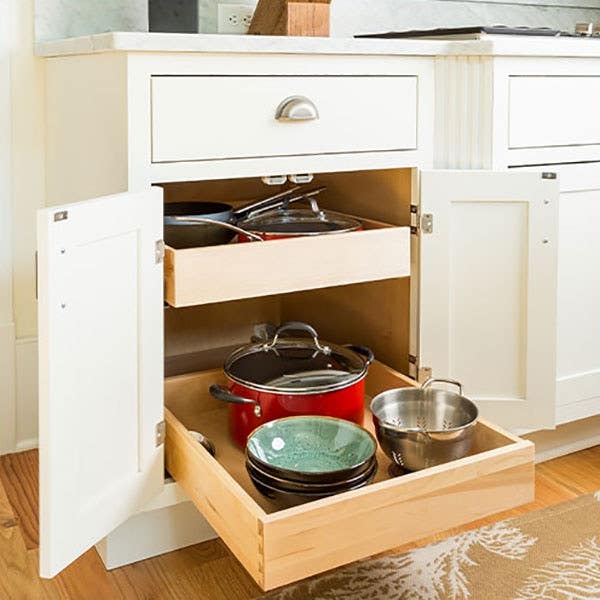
35,0,148,42
35,0,600,41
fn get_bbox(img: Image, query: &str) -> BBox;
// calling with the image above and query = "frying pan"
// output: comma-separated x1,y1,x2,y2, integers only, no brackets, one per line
164,186,309,249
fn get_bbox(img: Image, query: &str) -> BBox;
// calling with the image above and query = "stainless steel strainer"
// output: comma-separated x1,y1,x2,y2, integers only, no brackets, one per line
370,378,478,471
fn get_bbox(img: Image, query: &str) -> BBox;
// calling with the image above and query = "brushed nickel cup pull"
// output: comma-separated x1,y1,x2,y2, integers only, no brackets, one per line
275,96,319,122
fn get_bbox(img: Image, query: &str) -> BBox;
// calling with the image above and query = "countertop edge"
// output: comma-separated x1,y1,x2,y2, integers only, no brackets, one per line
35,31,600,59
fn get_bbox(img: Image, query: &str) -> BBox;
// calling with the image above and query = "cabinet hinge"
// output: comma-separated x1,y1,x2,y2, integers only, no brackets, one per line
156,420,166,447
421,213,433,234
155,239,165,264
410,205,419,235
410,206,433,235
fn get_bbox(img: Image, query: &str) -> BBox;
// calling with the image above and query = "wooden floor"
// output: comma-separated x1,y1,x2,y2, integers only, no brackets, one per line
0,447,599,599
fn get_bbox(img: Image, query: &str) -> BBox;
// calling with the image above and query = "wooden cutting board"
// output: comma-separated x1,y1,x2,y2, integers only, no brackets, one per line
248,0,332,37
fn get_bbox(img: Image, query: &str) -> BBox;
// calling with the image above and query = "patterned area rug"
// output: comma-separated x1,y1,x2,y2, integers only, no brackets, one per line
263,491,600,600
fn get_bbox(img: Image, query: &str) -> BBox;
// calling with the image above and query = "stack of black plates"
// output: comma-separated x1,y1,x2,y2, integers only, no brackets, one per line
245,416,378,506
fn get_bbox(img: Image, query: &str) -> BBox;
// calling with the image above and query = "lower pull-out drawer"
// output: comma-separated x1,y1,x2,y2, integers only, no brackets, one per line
164,362,534,591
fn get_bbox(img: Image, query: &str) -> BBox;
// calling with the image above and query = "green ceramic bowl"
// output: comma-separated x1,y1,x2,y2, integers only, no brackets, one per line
246,416,377,484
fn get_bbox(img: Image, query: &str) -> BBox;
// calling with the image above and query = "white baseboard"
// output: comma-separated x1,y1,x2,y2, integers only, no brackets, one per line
96,499,217,570
0,322,16,454
14,337,38,452
524,414,600,463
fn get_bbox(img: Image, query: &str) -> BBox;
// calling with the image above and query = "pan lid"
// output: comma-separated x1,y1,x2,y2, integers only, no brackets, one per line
239,209,361,236
237,196,361,237
224,322,373,394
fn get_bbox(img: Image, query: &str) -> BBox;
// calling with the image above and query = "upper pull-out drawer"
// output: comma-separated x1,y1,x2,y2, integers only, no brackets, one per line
509,76,600,149
151,76,418,163
164,213,410,307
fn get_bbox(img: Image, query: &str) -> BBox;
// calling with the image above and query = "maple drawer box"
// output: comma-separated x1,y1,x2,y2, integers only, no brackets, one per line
164,361,535,591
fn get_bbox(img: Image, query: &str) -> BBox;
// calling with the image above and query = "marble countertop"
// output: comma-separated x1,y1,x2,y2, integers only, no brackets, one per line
35,31,600,59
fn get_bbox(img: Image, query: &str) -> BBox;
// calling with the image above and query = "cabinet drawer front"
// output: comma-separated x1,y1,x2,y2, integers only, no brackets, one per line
164,217,410,307
509,76,600,149
164,361,534,591
151,76,418,163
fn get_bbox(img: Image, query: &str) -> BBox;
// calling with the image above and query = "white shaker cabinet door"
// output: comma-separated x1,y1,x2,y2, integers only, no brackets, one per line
416,170,559,430
37,188,164,578
554,165,600,424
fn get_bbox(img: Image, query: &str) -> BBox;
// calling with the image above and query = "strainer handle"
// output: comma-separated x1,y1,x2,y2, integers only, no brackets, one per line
421,378,463,395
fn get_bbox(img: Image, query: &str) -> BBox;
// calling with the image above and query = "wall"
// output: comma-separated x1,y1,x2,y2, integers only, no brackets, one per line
201,0,600,35
2,0,45,453
35,0,148,42
35,0,600,40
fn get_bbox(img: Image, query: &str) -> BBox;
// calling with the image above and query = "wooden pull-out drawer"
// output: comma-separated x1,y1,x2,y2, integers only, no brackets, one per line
164,215,410,307
151,76,418,163
164,361,534,591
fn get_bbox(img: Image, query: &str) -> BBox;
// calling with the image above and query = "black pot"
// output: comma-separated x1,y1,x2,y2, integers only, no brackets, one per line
163,186,325,249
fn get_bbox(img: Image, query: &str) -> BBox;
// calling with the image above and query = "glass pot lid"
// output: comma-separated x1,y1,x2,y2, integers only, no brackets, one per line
224,322,372,394
237,196,361,237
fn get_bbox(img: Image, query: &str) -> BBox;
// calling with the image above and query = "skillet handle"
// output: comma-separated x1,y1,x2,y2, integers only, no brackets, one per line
209,384,262,418
344,344,374,366
170,217,265,243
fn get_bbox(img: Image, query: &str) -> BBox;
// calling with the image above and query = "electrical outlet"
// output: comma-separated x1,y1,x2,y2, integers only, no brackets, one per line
218,4,255,34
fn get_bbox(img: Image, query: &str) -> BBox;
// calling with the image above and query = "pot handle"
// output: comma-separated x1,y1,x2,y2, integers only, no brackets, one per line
232,185,302,220
344,344,374,366
169,217,265,243
239,186,327,221
262,321,331,356
421,378,463,395
209,384,263,417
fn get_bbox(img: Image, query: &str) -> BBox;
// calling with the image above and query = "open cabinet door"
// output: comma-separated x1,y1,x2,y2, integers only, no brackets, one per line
416,170,559,430
37,188,164,578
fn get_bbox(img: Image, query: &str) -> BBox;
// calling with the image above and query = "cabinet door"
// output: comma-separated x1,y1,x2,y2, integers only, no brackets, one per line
416,170,559,430
553,164,600,423
37,188,164,578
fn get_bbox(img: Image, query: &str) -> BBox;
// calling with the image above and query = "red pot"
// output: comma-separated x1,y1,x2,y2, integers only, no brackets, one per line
209,322,374,447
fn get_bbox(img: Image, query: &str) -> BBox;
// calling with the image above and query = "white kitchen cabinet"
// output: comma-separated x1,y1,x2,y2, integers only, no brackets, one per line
514,163,600,424
36,167,553,586
36,38,561,589
436,53,600,425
